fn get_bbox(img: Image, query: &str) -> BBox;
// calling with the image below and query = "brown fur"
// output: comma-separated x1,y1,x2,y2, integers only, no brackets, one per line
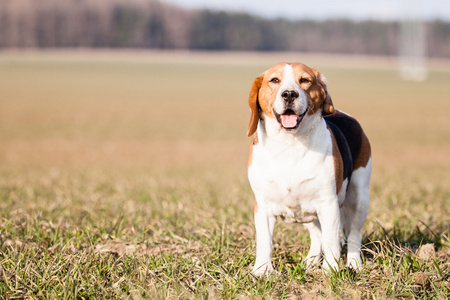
328,125,344,194
247,75,263,137
353,131,371,170
248,134,258,168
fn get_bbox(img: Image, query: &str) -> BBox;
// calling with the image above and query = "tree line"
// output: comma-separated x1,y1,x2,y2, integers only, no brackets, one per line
1,0,449,57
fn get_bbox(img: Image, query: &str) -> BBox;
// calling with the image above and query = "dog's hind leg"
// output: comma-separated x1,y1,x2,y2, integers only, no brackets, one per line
341,158,372,269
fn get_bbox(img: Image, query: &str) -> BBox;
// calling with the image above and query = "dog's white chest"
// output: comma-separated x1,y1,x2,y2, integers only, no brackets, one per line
249,134,334,223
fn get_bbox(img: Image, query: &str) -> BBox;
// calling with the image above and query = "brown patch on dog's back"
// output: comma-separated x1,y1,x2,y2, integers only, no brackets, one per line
354,131,371,170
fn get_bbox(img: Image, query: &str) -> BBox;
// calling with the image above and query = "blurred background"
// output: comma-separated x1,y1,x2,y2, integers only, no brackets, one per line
0,0,449,59
0,0,449,179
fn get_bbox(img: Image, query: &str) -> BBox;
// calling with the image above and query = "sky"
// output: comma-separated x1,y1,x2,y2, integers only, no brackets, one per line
163,0,450,21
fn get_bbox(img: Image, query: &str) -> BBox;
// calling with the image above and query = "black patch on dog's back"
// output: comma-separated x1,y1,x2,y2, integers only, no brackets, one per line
325,112,363,182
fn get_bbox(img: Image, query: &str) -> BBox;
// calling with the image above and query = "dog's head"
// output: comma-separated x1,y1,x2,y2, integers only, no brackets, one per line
247,63,334,137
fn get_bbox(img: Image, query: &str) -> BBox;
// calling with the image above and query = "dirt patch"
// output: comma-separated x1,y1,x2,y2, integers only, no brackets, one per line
95,238,204,257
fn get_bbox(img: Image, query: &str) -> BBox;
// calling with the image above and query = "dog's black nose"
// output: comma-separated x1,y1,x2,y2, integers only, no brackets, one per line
281,90,299,103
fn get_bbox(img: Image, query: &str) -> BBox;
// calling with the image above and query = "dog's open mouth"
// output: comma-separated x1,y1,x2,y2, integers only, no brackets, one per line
274,109,308,130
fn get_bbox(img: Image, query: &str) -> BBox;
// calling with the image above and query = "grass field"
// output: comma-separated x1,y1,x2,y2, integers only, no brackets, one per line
0,50,449,299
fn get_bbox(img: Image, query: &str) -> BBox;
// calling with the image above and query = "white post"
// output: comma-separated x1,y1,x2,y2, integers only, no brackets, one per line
399,0,427,81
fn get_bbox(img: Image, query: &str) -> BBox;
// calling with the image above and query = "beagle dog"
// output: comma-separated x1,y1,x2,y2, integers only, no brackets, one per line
247,63,371,276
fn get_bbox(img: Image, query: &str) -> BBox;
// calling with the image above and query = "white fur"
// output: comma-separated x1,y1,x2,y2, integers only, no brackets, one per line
272,64,308,117
248,64,370,276
340,158,371,268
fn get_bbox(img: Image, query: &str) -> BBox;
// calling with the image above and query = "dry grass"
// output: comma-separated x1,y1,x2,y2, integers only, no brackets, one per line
0,50,449,299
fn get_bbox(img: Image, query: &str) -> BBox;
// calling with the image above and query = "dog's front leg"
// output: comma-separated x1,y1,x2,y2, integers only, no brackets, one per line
304,220,322,268
318,199,341,272
252,202,276,276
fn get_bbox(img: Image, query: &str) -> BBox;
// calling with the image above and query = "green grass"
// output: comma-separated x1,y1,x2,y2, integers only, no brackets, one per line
0,51,449,298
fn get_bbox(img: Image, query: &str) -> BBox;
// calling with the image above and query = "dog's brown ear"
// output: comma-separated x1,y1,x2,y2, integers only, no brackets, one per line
322,92,334,115
247,74,263,137
315,70,335,116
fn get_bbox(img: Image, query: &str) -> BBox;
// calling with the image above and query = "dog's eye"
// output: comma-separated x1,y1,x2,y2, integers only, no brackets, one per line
299,78,311,84
270,78,280,83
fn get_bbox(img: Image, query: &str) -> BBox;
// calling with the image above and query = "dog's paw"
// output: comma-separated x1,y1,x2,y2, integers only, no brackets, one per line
322,259,340,273
346,254,363,270
251,263,274,277
304,254,321,269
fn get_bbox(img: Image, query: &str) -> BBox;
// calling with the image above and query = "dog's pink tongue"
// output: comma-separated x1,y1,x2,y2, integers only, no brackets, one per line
280,114,298,128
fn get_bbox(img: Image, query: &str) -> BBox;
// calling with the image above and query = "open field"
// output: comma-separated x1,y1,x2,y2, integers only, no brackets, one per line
0,50,449,299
